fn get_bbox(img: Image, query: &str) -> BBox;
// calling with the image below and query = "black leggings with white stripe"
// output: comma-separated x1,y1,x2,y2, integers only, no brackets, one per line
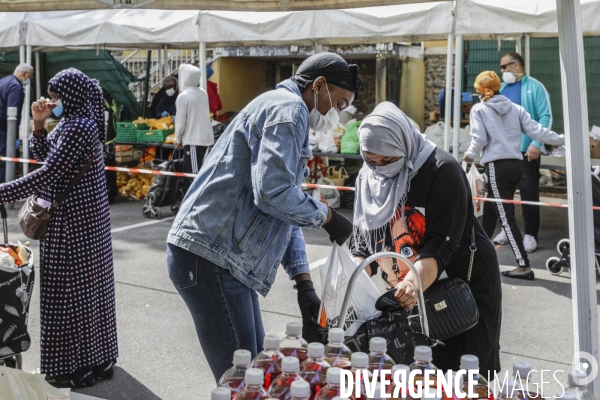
183,145,207,193
482,159,530,268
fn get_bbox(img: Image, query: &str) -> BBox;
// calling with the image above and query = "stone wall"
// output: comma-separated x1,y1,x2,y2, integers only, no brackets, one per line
424,54,453,128
348,59,376,116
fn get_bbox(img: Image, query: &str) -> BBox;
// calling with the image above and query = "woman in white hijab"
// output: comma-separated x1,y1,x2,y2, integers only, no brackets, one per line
351,102,501,376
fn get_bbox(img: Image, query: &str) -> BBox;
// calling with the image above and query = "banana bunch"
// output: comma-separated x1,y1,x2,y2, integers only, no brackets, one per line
134,116,174,130
117,171,154,200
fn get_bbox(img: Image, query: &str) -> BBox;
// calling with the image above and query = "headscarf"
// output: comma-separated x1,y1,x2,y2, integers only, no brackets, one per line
163,75,177,88
206,64,214,79
291,52,363,97
49,68,105,144
474,71,501,102
353,102,436,252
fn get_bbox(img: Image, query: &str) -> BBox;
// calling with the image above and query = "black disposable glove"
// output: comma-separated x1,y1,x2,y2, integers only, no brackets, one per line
296,280,328,344
322,207,353,245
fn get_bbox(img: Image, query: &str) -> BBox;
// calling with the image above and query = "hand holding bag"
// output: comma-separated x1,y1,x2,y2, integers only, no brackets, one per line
18,155,94,240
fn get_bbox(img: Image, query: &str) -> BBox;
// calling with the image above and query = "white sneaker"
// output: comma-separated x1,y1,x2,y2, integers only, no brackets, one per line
493,230,508,245
523,234,538,253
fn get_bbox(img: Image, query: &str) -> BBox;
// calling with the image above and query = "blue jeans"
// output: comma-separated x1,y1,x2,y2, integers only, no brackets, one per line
166,243,265,382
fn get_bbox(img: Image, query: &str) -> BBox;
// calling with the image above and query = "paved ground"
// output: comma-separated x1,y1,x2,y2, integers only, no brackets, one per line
7,192,599,399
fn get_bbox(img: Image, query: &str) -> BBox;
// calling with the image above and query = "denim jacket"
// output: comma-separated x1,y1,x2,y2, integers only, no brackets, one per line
167,79,329,296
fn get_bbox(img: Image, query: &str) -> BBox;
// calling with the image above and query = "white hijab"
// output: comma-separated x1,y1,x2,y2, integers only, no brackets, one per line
353,102,436,251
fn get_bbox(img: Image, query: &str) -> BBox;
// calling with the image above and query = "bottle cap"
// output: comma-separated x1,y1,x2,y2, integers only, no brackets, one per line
460,354,479,370
513,361,532,378
558,393,577,400
500,379,517,396
286,321,302,336
233,349,251,366
263,334,280,350
328,328,344,342
370,337,387,353
568,370,587,386
308,342,325,358
290,380,311,398
414,345,432,362
327,367,342,384
245,368,264,385
351,352,368,368
282,356,300,373
211,387,231,400
392,364,411,376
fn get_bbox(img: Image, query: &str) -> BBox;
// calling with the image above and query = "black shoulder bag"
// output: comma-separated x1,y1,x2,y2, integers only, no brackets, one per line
411,224,479,341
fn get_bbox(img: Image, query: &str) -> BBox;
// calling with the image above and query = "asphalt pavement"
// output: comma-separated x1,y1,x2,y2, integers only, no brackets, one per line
8,192,599,399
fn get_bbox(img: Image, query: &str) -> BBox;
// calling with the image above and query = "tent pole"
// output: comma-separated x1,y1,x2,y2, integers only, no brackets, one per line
452,35,463,160
199,42,207,91
444,33,453,153
163,44,169,78
556,0,600,395
23,45,31,175
158,47,163,84
524,34,531,76
142,50,152,118
34,51,41,101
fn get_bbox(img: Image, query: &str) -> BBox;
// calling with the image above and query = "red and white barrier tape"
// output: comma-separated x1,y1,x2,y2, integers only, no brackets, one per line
3,157,599,209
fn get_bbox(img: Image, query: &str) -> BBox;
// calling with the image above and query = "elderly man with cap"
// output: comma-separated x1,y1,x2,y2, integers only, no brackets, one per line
149,75,178,118
463,71,564,280
166,52,363,381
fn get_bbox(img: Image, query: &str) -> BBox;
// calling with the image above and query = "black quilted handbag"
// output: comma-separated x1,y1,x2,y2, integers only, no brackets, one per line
411,225,479,341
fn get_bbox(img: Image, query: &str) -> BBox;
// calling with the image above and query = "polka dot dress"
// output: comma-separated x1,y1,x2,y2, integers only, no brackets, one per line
0,68,118,377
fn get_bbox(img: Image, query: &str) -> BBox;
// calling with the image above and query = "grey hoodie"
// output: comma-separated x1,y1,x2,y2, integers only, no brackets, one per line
466,94,564,165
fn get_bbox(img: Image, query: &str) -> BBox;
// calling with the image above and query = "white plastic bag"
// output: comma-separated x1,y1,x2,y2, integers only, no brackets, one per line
309,130,321,151
463,161,486,218
424,122,445,148
317,244,381,336
0,366,70,400
312,177,340,209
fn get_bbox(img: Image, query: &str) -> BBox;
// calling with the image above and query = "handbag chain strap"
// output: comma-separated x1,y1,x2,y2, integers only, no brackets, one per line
467,224,477,283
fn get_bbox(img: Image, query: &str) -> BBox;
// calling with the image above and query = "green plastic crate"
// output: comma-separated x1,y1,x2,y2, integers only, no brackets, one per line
136,129,173,143
116,122,137,142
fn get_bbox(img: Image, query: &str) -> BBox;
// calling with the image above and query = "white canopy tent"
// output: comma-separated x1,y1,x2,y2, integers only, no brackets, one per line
2,1,598,393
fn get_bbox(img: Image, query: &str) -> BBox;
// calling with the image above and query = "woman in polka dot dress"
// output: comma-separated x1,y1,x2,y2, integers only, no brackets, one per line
0,68,118,387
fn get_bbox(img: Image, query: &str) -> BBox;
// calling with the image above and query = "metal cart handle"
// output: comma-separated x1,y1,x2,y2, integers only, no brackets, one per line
335,251,429,337
0,204,7,244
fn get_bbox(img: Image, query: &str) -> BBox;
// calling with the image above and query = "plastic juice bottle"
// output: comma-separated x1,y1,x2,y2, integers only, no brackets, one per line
323,328,353,370
564,370,596,400
314,367,343,399
409,346,437,396
237,368,269,400
267,356,306,399
219,349,252,395
252,335,285,389
389,364,410,400
299,343,331,398
497,379,520,400
457,355,493,400
280,322,309,363
367,337,395,379
212,387,232,400
350,352,373,399
369,382,385,399
289,380,312,400
512,362,540,400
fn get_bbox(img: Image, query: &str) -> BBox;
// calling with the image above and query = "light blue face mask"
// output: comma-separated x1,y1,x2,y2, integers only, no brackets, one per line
52,100,63,118
22,78,30,87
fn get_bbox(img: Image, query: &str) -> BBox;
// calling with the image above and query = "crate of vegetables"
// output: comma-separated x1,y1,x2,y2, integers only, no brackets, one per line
136,128,174,143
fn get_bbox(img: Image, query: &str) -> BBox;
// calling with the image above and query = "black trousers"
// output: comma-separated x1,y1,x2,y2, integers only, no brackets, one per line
482,159,530,268
183,145,207,193
518,153,541,239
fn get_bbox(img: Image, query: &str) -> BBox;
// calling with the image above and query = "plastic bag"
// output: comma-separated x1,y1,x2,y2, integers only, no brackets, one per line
312,177,340,209
318,130,339,153
317,243,381,336
463,161,486,218
341,120,361,154
0,366,70,400
423,122,445,148
309,130,321,152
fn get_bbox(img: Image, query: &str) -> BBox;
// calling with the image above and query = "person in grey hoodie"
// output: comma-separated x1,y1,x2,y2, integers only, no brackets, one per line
464,71,564,280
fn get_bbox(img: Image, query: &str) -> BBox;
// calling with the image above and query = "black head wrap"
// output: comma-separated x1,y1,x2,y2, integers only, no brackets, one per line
291,52,364,97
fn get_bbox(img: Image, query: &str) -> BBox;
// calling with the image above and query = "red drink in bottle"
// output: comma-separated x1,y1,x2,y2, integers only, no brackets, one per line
218,349,252,398
367,338,394,379
289,381,311,400
456,355,494,400
252,335,285,389
280,322,309,364
323,328,352,370
299,343,331,399
388,364,410,400
314,368,343,400
236,368,269,400
267,357,306,399
212,387,232,400
349,352,373,399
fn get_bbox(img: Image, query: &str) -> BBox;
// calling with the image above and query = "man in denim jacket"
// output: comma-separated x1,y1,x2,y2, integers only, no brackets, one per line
167,53,363,381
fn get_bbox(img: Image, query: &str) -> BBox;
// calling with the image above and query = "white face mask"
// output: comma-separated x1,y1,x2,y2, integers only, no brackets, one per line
308,84,339,132
502,71,517,84
165,88,176,97
370,157,405,178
